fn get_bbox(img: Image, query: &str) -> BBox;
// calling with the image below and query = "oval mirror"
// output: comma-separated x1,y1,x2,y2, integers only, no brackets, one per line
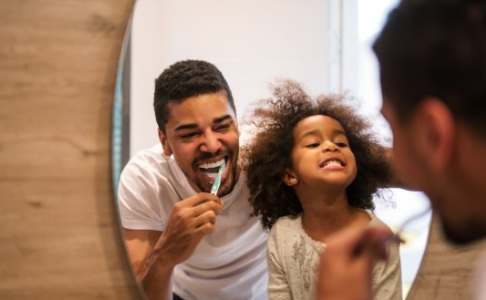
112,0,432,299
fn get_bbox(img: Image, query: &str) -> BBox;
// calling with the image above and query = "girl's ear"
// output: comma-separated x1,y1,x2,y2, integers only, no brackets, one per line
158,128,173,156
282,169,298,186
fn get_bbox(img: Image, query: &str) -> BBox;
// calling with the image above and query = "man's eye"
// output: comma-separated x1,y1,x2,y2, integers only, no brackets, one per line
215,123,231,131
180,132,198,139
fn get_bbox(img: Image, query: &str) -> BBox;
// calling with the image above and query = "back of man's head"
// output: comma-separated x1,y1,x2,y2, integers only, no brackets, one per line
373,0,486,137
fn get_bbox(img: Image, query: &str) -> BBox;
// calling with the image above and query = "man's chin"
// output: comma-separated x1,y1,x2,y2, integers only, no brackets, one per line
194,176,235,197
442,222,486,245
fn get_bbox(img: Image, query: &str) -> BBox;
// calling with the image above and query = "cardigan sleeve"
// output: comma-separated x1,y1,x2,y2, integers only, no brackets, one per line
371,236,403,300
267,223,293,300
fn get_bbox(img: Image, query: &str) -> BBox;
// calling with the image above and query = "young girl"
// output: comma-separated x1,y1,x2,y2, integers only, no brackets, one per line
241,80,402,300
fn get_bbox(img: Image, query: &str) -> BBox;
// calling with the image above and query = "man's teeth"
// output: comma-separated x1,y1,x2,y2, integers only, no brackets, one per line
323,160,342,167
199,159,225,169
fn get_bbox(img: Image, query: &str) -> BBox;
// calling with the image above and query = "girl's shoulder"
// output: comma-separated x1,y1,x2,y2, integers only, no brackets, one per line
365,210,394,233
272,214,302,230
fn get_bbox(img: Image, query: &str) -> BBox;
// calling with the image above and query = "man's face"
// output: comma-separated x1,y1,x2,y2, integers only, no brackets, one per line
381,97,486,244
159,91,240,197
380,98,430,192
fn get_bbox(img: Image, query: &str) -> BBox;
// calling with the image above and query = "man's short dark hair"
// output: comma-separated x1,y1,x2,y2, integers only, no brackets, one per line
154,59,236,133
373,0,486,136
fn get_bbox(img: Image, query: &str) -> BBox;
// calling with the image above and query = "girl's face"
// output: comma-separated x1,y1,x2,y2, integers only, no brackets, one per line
285,115,357,192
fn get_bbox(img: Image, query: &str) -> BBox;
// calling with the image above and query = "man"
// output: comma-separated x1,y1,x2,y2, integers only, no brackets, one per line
117,60,268,300
316,0,486,299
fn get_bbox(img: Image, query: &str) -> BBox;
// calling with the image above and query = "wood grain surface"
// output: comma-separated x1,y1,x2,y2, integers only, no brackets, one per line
0,1,143,299
0,1,485,299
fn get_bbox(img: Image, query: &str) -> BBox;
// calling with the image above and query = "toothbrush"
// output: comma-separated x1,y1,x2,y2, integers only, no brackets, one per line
387,206,431,245
210,161,226,195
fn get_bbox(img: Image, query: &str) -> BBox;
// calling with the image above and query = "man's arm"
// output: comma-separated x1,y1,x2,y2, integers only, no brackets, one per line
123,229,161,275
123,229,173,300
122,193,223,300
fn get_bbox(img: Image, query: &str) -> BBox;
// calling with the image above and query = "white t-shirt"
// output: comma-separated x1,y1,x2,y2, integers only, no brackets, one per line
267,212,403,300
118,144,269,300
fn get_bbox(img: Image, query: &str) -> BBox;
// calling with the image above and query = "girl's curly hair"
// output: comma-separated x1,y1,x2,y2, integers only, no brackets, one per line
241,80,391,230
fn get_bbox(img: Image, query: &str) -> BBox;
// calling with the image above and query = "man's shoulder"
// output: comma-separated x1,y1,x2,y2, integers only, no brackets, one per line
131,143,164,160
126,144,169,169
119,144,178,185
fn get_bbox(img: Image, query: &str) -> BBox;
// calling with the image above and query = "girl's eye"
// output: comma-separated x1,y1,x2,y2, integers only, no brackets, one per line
306,143,320,148
336,142,348,147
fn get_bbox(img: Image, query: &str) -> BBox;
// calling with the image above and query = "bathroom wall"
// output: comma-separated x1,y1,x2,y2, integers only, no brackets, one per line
129,0,330,156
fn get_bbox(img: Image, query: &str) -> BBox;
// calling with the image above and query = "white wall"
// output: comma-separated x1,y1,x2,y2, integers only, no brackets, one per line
130,0,330,156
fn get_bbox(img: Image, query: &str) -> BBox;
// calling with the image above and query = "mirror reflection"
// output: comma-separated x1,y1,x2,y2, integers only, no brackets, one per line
113,0,432,299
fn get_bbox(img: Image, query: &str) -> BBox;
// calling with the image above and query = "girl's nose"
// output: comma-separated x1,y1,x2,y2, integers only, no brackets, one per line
323,141,338,152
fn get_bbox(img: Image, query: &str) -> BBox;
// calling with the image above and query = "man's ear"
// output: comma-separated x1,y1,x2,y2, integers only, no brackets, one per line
158,128,173,156
415,97,455,172
282,169,298,186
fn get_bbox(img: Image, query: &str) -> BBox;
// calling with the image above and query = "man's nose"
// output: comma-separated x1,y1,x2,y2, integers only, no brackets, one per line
200,132,221,153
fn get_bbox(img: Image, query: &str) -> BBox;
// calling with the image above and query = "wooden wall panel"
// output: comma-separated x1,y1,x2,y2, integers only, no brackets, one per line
0,1,142,299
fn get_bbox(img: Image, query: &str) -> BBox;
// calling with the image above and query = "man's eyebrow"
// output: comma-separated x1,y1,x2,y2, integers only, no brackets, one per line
174,123,198,132
173,115,233,132
214,115,232,123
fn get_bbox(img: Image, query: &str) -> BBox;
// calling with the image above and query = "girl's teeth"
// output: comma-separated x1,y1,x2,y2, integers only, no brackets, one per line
324,160,341,167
